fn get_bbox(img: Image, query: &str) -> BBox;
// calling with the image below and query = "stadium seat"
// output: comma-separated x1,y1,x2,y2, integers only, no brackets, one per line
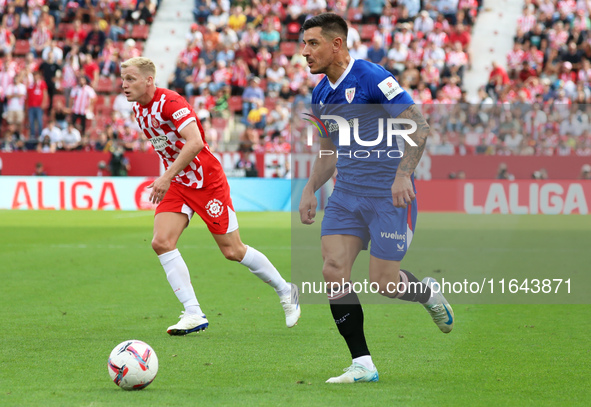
211,117,228,133
285,22,301,41
361,24,378,41
96,77,114,93
228,96,243,113
280,41,298,57
347,7,363,23
131,24,150,40
14,40,30,56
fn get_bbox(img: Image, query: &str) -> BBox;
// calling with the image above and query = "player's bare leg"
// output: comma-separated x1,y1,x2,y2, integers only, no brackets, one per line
368,257,454,333
212,229,300,327
322,235,379,383
153,212,208,335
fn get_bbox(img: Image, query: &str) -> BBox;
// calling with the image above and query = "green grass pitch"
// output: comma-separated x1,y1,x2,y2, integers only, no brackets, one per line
0,210,589,406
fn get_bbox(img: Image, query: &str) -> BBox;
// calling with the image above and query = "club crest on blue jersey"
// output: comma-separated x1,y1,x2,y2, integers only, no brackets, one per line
345,87,355,103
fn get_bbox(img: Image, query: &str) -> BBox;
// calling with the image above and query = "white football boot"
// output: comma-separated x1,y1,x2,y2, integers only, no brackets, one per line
422,277,454,333
167,312,209,336
280,283,301,328
326,362,379,383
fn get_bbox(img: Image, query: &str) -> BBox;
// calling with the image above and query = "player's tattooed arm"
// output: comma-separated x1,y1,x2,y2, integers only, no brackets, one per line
396,104,430,177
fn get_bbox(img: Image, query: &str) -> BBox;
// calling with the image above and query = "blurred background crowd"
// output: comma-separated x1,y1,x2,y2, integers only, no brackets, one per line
0,0,590,163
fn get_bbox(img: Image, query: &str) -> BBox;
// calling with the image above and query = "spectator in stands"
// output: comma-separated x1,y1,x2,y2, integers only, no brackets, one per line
30,20,52,59
245,99,268,130
46,0,63,29
26,70,48,141
414,10,434,34
108,18,128,42
42,39,64,64
70,74,96,135
133,1,154,25
362,0,386,24
0,123,25,152
39,52,60,112
265,59,285,95
580,164,591,179
112,92,134,119
33,162,48,176
109,140,130,176
242,76,265,118
212,86,230,119
51,98,70,130
39,119,62,153
202,119,219,151
169,59,193,95
37,134,57,153
0,19,16,56
186,23,204,48
1,4,19,35
18,7,37,40
83,21,106,58
61,121,82,151
367,37,387,65
235,151,259,177
5,73,26,136
259,21,280,53
219,25,238,49
349,40,368,61
207,6,229,30
82,53,100,89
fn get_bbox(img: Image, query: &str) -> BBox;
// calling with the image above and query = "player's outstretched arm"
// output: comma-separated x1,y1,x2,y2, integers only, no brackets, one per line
391,104,430,208
299,136,337,224
148,121,204,204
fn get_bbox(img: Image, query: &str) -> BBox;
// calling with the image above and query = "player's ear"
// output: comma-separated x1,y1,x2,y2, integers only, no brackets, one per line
333,36,343,53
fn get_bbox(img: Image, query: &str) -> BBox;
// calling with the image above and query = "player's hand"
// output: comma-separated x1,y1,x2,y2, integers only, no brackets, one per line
299,187,317,225
147,176,172,204
391,175,415,208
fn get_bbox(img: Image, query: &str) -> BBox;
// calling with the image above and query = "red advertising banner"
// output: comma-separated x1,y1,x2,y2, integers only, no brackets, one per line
416,180,591,214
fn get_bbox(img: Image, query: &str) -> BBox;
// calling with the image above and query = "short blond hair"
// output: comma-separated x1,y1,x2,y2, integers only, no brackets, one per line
121,57,156,78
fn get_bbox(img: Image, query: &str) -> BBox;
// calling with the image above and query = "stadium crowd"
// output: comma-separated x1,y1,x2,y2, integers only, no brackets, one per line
1,0,590,163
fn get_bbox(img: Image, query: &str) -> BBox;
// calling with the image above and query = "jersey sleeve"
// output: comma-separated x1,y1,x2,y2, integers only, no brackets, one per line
161,94,197,132
361,64,415,118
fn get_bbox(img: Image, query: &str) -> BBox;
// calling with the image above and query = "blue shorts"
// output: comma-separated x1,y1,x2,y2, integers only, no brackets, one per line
321,189,418,261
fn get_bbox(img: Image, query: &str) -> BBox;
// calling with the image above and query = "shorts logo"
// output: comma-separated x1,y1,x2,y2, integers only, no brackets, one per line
172,108,190,121
205,199,224,218
397,243,405,251
150,116,160,129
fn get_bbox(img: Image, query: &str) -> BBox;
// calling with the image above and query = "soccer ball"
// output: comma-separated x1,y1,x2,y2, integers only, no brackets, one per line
108,340,159,390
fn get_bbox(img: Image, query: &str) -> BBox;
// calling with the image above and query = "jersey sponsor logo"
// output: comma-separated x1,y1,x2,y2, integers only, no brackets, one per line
345,87,355,103
149,116,160,129
205,198,224,218
149,135,168,151
377,77,403,100
172,107,190,121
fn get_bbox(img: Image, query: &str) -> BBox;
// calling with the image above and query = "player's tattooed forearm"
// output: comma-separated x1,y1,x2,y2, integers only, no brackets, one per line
397,105,429,175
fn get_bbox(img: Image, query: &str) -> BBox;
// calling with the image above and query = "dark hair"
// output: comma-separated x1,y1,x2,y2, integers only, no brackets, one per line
301,13,348,41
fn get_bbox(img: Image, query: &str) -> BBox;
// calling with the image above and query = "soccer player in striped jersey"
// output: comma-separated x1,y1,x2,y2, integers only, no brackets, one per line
298,13,454,384
120,57,300,335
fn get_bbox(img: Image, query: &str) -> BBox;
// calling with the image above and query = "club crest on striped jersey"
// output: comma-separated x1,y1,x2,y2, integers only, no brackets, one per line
345,87,355,103
149,116,160,129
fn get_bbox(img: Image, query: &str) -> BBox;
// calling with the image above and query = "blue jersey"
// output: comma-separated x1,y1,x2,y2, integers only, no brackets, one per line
311,59,415,196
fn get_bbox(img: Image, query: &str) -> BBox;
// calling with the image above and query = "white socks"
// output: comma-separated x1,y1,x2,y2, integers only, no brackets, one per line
240,245,290,297
158,249,203,315
353,355,376,371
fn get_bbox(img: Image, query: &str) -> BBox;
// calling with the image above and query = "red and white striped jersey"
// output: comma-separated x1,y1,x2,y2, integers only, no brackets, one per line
516,14,536,33
507,48,525,69
70,84,96,115
133,87,224,190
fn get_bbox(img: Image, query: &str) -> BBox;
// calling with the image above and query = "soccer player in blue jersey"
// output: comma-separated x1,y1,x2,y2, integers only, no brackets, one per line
298,13,455,383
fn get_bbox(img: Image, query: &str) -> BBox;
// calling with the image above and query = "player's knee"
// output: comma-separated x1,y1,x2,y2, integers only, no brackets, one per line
151,236,174,255
322,257,347,282
220,245,242,262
